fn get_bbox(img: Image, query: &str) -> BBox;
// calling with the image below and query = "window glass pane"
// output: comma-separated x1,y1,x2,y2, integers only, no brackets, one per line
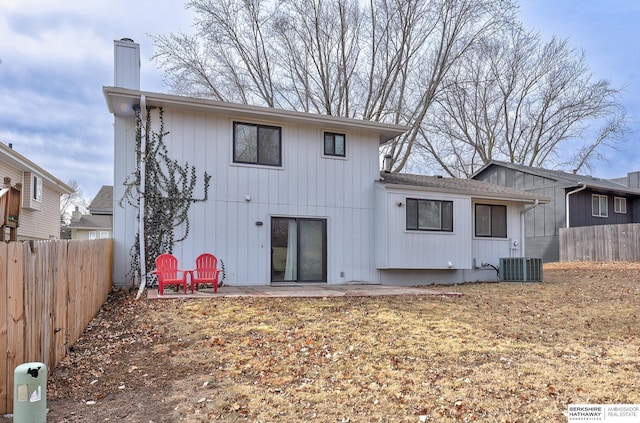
419,201,441,229
324,133,334,155
442,201,453,231
298,220,325,281
592,195,599,215
406,199,418,230
334,134,345,156
258,126,281,166
599,196,608,217
491,205,507,238
615,197,626,213
476,205,491,236
234,124,257,163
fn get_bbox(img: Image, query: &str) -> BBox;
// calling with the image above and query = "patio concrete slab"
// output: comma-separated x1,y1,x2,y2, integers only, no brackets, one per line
146,284,462,299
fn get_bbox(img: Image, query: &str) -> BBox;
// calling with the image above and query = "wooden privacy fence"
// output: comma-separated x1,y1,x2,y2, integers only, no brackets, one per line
0,238,113,414
560,223,640,262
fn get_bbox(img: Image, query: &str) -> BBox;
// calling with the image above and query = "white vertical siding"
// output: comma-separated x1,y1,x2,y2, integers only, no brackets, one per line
376,185,526,273
375,185,472,269
114,107,382,286
114,40,140,90
112,115,140,286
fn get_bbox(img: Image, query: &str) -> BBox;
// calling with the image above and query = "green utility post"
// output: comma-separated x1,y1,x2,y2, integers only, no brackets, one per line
13,362,47,422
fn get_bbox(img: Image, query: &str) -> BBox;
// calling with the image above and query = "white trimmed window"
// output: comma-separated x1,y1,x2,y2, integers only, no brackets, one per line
32,175,42,202
614,197,627,214
592,194,608,217
89,231,97,239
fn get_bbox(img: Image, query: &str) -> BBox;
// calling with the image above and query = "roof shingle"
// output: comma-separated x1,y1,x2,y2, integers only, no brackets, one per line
379,172,550,203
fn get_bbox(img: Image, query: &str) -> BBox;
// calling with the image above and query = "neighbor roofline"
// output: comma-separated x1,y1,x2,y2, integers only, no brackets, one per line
475,160,640,196
0,142,74,194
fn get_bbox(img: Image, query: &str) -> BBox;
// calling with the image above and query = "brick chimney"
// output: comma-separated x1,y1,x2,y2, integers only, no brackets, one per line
114,38,140,89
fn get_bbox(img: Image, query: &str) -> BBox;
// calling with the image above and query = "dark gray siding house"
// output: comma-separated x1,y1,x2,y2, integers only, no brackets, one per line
472,161,640,262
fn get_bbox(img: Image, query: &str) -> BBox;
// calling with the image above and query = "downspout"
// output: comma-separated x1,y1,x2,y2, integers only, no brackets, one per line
565,183,587,228
520,199,540,257
135,95,147,300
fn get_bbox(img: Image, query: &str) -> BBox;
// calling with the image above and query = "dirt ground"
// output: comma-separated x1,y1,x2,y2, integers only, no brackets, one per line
2,262,639,422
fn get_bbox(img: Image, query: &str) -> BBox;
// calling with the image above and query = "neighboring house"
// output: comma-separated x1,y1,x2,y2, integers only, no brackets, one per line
104,39,549,288
0,141,73,241
68,185,113,240
472,160,640,262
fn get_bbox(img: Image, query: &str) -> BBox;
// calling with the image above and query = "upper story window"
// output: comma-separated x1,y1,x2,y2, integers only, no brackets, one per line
592,194,608,217
406,198,453,232
99,231,110,239
614,197,627,214
233,122,282,166
33,175,42,202
324,132,346,157
475,204,507,238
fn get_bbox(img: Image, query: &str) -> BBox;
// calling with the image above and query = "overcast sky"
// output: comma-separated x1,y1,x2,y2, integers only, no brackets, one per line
0,0,638,201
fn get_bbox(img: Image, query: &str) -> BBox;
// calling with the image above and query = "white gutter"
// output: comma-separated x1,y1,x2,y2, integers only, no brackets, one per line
135,95,147,300
519,199,540,257
565,183,587,228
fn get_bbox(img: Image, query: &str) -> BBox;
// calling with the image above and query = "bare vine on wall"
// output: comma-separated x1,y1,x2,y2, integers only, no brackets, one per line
120,106,211,284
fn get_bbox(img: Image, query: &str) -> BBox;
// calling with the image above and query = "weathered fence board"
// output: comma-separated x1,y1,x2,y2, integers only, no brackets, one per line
0,239,112,414
560,223,640,262
0,243,7,414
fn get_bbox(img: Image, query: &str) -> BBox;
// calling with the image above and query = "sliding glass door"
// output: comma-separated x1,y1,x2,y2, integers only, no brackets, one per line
271,217,326,283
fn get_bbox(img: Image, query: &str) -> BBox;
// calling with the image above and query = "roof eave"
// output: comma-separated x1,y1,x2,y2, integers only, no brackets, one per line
378,181,550,204
103,87,408,143
0,143,74,194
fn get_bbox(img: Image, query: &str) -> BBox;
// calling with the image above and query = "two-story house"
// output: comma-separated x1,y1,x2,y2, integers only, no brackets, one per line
104,39,549,288
0,141,73,241
68,185,113,240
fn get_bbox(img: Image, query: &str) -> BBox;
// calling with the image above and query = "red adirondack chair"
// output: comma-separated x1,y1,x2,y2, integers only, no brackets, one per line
191,253,222,293
152,253,188,295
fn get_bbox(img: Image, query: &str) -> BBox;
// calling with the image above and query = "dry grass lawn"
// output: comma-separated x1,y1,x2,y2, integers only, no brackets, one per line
39,262,640,422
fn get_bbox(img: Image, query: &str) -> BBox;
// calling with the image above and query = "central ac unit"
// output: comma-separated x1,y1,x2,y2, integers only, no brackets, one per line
499,257,543,282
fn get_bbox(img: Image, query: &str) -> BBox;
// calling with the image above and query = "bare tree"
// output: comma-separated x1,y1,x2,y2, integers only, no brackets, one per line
60,179,86,239
422,25,627,176
154,0,277,105
270,0,363,116
152,0,625,176
60,180,85,222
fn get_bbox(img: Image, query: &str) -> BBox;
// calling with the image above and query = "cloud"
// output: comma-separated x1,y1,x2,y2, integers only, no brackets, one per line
0,0,194,199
